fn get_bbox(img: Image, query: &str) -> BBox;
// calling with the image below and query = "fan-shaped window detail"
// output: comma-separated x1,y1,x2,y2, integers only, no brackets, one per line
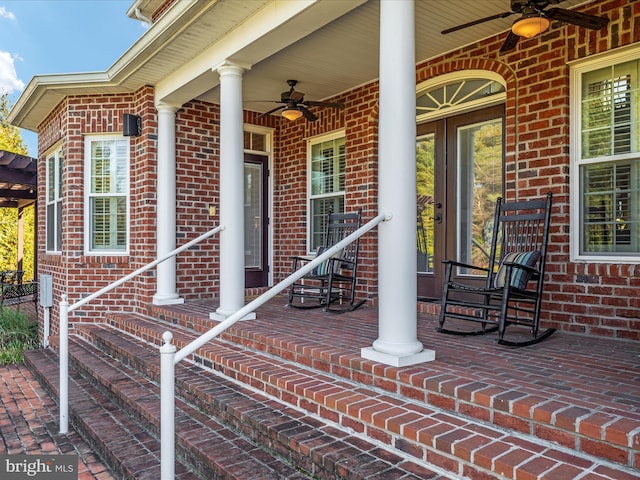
416,72,506,121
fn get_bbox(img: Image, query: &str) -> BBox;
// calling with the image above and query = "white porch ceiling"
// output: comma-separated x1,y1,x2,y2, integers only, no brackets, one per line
9,0,595,130
196,0,591,113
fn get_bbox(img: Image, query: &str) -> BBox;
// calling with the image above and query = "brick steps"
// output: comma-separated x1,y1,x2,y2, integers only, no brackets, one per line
28,327,445,480
149,302,640,472
79,323,445,479
25,344,317,479
104,312,639,480
23,348,198,480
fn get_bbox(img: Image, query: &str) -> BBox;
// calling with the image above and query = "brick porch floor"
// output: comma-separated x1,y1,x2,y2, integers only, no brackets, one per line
153,297,640,422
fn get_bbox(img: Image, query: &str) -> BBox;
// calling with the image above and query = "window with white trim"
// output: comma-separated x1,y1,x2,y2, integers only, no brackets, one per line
46,148,63,253
308,132,345,250
84,136,129,253
572,48,640,260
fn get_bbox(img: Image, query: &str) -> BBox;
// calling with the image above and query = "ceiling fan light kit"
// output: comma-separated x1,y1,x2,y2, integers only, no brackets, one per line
440,0,609,53
282,108,303,121
256,80,345,122
511,13,550,38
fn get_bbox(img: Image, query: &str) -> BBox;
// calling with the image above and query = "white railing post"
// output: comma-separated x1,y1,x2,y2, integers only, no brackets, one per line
53,217,389,473
59,294,69,434
160,332,176,480
54,226,222,441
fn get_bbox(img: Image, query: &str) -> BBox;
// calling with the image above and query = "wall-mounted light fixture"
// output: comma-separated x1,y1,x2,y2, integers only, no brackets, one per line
123,113,142,136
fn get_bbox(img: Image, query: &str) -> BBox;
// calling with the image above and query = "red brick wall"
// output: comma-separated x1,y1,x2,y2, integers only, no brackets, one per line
272,83,380,303
411,0,640,339
37,87,157,333
36,0,640,340
270,0,640,339
173,100,221,299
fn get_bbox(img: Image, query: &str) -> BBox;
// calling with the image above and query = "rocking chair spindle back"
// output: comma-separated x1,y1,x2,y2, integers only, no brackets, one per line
287,209,365,312
438,192,554,346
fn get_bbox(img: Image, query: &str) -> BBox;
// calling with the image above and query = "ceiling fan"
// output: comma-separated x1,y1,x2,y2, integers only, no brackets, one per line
441,0,609,53
256,80,345,122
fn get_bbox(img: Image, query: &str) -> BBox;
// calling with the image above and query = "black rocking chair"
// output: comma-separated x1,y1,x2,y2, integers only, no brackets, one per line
438,192,555,346
288,209,365,312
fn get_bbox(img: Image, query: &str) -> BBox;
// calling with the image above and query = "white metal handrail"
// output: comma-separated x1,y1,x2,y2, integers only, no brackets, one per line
58,225,224,434
159,212,391,479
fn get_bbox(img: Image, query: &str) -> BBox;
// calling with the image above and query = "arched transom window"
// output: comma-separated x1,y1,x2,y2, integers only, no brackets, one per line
416,71,506,121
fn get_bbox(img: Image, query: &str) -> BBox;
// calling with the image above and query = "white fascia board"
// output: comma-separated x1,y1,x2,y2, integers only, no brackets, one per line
7,0,210,130
109,0,213,86
7,72,117,130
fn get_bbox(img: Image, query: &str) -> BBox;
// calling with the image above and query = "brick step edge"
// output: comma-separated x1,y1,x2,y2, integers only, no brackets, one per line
83,318,640,480
50,332,445,480
150,304,640,471
71,336,317,480
23,348,198,480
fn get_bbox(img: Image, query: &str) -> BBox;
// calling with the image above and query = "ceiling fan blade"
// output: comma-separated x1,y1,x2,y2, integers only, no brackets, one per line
303,100,345,109
257,105,285,120
299,106,318,122
544,8,609,30
441,11,514,35
499,31,520,53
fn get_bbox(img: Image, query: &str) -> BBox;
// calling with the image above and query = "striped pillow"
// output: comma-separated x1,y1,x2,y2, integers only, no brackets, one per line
494,251,540,289
312,247,343,276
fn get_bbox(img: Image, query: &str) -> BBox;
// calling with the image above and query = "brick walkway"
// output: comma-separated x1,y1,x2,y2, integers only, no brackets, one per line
0,363,114,480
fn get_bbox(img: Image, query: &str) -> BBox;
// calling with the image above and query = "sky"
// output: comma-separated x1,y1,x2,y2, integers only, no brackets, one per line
0,0,148,156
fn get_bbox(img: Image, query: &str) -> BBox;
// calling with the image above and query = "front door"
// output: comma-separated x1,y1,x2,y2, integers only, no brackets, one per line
416,104,504,299
244,153,269,288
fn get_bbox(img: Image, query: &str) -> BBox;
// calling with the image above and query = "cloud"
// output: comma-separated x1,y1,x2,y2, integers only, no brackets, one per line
0,6,16,21
0,50,25,93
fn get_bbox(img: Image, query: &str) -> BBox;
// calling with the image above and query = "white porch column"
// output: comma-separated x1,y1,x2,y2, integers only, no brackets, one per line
362,0,434,366
211,62,255,321
153,103,183,305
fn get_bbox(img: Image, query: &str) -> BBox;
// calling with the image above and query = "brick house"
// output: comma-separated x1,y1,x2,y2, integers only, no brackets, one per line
8,0,640,356
7,1,640,478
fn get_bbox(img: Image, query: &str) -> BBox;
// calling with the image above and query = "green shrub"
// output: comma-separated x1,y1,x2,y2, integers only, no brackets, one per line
0,307,39,364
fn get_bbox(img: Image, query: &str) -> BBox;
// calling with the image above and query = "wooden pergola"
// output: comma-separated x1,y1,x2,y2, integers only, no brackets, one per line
0,149,37,276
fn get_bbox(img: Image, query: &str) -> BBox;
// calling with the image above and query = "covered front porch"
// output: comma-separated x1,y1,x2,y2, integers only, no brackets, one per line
24,289,639,478
138,296,639,477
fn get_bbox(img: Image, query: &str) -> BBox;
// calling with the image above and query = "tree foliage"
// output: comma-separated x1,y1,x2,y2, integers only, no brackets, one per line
416,134,435,271
0,93,35,281
0,93,28,154
415,121,503,270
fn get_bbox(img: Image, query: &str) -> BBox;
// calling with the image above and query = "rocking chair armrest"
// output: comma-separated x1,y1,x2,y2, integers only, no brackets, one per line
327,256,353,266
291,254,316,262
442,259,490,273
290,254,316,272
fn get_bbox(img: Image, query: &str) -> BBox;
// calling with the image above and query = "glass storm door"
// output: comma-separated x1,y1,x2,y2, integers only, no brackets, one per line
416,120,443,300
244,153,269,288
416,105,504,299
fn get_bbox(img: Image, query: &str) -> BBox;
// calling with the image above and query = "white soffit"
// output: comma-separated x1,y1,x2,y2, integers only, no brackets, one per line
8,0,596,130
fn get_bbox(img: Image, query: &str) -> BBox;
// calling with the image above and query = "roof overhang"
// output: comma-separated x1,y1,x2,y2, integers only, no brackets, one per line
126,0,165,24
8,0,594,133
9,0,360,131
